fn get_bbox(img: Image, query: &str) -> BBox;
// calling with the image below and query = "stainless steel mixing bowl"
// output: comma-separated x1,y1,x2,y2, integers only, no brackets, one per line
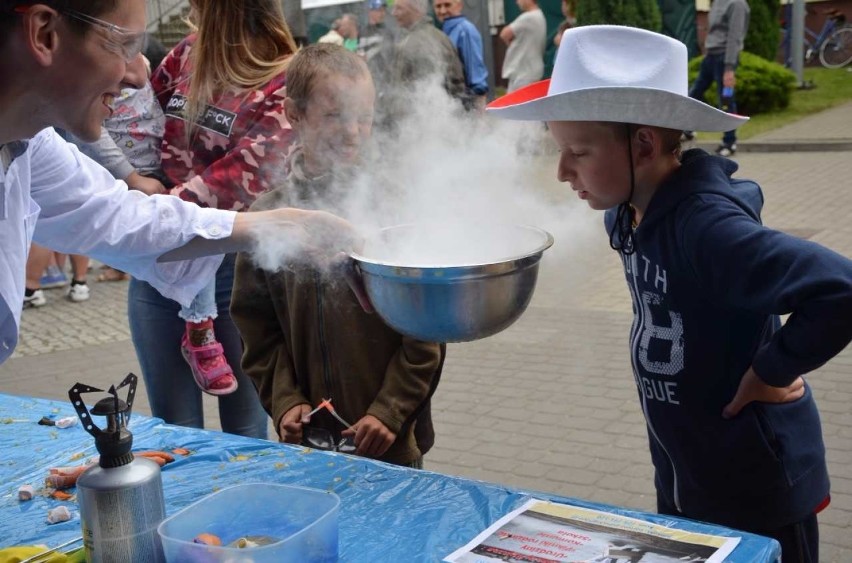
351,224,554,342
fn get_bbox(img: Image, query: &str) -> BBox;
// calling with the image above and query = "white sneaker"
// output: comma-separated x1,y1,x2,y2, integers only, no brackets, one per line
67,283,90,303
715,143,737,158
24,289,47,308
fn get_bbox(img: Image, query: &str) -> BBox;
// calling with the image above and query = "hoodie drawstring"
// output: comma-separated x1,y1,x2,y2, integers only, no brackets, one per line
609,124,637,255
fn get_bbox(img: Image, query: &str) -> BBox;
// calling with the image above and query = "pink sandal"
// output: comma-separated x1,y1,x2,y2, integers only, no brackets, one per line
180,334,239,396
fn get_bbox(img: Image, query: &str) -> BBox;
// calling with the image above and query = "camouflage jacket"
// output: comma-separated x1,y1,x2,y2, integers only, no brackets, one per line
152,36,293,211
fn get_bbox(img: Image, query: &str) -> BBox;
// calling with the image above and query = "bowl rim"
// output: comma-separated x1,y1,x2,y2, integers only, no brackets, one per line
156,482,340,551
350,223,555,270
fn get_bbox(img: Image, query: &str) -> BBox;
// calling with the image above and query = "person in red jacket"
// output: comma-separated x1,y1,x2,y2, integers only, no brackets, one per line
128,0,300,437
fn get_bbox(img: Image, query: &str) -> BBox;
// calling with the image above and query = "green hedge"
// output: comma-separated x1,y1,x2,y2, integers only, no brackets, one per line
688,52,796,115
744,0,781,61
575,0,662,32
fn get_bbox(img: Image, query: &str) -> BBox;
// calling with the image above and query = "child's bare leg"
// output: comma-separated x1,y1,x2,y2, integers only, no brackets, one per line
26,244,52,291
24,244,52,307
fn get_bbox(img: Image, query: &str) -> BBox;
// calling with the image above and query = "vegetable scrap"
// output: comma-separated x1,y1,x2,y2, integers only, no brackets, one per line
134,450,175,467
46,465,93,489
46,505,72,524
172,448,191,456
18,484,34,501
230,455,250,462
227,536,278,548
193,533,222,546
55,417,78,429
51,490,74,501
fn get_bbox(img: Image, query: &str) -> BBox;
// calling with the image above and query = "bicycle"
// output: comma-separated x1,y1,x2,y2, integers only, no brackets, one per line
780,7,852,69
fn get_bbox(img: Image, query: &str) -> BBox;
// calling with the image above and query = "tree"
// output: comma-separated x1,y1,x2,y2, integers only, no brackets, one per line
575,0,662,32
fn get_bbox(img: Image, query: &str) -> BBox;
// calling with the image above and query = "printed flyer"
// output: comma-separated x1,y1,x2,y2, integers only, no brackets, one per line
444,499,741,563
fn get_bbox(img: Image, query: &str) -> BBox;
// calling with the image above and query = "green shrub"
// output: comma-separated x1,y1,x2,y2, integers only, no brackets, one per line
744,0,781,61
576,0,662,32
688,52,796,115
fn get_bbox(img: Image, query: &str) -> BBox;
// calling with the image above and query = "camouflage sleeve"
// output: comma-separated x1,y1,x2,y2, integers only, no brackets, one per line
171,85,294,211
151,37,192,110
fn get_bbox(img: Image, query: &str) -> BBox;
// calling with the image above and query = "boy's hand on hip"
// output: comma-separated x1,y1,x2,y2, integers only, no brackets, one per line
279,404,312,444
722,367,805,419
343,415,395,458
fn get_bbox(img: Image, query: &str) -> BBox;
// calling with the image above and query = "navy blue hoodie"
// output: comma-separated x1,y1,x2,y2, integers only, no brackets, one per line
604,149,852,530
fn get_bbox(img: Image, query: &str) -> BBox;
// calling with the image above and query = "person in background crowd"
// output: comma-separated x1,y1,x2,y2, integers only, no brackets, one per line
232,44,445,468
359,0,395,95
339,13,360,52
685,0,750,157
389,0,466,111
281,0,308,46
433,0,489,109
553,0,575,47
23,245,90,306
319,14,358,52
0,0,361,368
498,0,546,92
319,17,345,46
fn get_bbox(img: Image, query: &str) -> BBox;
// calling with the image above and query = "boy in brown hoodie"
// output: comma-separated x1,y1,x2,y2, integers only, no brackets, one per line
231,44,444,467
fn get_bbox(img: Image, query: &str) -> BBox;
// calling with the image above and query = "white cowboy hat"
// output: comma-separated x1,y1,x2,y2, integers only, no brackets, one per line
487,25,748,132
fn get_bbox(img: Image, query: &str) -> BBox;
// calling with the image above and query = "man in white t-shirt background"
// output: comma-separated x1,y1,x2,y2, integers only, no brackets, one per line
498,0,547,92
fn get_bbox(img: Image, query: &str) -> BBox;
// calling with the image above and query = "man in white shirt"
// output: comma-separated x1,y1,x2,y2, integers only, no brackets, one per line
0,0,364,365
499,0,547,92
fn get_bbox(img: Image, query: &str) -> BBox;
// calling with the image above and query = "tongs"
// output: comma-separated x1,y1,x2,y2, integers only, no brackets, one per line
303,398,354,428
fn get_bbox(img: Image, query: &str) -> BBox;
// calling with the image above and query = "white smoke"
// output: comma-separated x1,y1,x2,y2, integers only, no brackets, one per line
249,71,599,277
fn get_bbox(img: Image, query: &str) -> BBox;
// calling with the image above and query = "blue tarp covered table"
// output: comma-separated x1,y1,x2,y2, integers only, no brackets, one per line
0,393,780,561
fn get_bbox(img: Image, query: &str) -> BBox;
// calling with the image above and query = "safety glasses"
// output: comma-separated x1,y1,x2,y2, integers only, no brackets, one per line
301,399,357,454
61,9,147,63
13,5,146,63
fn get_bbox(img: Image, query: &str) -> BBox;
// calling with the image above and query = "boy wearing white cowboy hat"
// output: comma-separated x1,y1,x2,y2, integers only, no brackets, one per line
489,25,852,562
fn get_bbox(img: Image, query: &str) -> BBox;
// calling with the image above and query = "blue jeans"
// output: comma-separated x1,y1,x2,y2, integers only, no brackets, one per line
688,53,738,146
178,279,217,322
127,254,268,439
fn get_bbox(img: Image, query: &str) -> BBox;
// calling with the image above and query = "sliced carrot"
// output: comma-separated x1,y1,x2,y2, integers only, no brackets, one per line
135,451,175,464
137,454,167,467
51,490,74,500
193,533,222,546
172,448,190,456
46,464,92,489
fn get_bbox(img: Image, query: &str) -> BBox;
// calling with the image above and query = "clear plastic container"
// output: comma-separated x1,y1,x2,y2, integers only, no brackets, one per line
157,483,340,562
